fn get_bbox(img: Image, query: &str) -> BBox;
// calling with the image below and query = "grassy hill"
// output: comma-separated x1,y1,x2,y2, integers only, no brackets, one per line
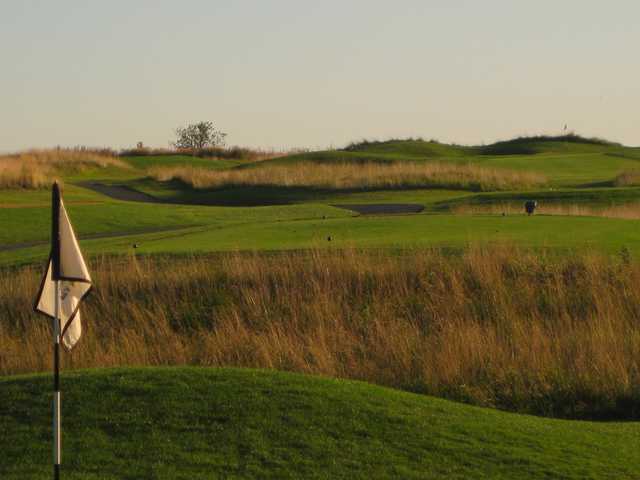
260,135,626,164
252,136,640,188
1,367,638,479
3,134,640,266
476,134,619,156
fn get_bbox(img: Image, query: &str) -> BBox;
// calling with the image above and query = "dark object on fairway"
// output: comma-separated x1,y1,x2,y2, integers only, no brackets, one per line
327,236,332,242
133,244,139,249
524,200,538,216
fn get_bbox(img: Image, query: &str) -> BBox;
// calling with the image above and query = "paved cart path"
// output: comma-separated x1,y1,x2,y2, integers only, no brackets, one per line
333,204,425,215
77,182,159,203
0,225,195,252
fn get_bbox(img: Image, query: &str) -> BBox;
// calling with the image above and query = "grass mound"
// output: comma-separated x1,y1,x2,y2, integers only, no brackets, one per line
1,367,638,479
343,138,469,157
342,134,617,157
479,134,618,155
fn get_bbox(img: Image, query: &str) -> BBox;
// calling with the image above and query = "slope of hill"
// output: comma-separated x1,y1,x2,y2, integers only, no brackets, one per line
251,135,628,166
237,135,640,188
1,367,638,479
476,134,620,155
343,138,471,157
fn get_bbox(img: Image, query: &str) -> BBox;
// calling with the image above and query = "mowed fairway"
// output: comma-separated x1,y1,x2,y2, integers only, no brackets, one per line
1,368,638,480
3,210,640,266
103,213,640,254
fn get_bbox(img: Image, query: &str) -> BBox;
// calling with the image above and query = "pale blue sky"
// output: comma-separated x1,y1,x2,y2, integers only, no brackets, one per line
1,0,638,151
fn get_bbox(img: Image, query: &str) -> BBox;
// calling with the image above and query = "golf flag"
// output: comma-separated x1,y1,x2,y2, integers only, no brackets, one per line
35,182,92,349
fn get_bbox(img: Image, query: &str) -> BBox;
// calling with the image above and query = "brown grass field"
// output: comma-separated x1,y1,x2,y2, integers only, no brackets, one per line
615,170,640,187
0,149,126,189
150,162,547,192
1,246,638,419
121,145,298,161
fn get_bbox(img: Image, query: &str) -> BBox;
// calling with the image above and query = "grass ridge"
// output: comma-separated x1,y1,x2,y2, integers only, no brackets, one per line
1,366,638,479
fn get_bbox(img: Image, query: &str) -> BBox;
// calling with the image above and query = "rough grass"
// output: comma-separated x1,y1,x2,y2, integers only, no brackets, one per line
452,202,640,219
2,247,639,419
0,149,127,189
150,162,547,192
120,145,293,162
614,170,640,186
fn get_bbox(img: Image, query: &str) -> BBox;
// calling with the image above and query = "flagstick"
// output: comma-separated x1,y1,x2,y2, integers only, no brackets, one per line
53,279,61,480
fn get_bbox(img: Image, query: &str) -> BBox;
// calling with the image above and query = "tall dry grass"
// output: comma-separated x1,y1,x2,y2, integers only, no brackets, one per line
150,162,547,192
615,170,640,187
120,146,301,162
453,202,640,219
1,247,639,419
0,149,127,189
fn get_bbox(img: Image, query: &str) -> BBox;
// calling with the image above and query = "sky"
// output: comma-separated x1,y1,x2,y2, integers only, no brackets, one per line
1,0,639,152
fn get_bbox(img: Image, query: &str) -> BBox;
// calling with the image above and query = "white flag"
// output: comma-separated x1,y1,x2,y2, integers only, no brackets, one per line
35,183,92,349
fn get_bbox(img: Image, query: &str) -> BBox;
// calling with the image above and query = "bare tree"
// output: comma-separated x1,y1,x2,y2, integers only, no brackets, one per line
172,121,227,150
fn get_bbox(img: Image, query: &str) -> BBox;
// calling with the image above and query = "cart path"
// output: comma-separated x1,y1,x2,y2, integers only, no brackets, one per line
333,204,425,215
0,225,196,253
79,182,427,215
76,182,160,203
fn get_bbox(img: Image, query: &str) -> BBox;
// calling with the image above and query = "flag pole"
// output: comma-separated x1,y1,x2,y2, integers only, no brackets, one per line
54,279,61,480
36,181,91,479
52,181,61,480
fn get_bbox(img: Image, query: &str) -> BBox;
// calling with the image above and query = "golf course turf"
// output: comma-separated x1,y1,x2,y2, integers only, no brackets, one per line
1,367,638,479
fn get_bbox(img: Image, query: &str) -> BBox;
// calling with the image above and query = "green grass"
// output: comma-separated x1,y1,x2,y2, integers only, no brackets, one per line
1,367,637,479
4,135,640,266
103,213,640,255
344,138,472,156
0,200,349,246
435,186,640,211
467,153,640,187
5,212,640,267
0,183,110,206
344,135,622,156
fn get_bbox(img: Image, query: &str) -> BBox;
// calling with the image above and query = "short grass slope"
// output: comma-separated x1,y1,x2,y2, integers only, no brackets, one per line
251,135,640,189
1,367,638,479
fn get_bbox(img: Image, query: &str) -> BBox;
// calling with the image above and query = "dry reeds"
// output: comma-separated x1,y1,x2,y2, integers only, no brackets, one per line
1,247,638,419
121,146,295,162
615,170,640,187
453,202,640,219
0,149,127,189
149,162,547,192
